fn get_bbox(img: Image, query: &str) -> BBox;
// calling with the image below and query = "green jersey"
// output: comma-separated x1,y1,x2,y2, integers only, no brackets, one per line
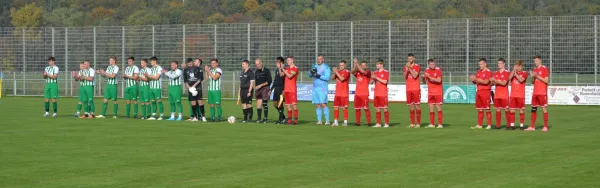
81,68,95,86
124,65,139,87
149,65,163,89
139,67,151,87
44,65,59,83
208,68,223,91
105,65,119,85
165,69,183,86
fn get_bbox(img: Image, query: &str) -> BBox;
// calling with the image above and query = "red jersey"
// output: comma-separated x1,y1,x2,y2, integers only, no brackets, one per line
354,70,371,96
374,69,389,97
424,67,443,96
493,70,510,99
403,64,421,91
284,66,299,93
532,65,549,95
510,71,528,98
475,69,492,91
334,69,351,97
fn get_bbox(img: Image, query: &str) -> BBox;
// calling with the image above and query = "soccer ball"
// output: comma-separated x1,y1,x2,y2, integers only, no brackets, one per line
227,116,236,124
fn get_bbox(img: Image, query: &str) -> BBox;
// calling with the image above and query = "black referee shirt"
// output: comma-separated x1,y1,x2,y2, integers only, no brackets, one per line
271,70,284,89
254,67,272,87
184,66,202,85
240,69,254,89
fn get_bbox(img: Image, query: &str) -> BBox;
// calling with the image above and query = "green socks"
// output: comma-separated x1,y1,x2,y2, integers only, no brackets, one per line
170,102,175,113
210,106,215,119
113,103,118,116
77,103,82,113
158,101,164,114
102,103,107,116
217,105,222,119
126,103,131,116
133,103,138,116
44,102,50,112
177,102,183,114
151,101,157,114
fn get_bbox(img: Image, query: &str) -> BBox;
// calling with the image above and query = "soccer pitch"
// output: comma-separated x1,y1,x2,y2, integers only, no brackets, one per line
1,97,599,187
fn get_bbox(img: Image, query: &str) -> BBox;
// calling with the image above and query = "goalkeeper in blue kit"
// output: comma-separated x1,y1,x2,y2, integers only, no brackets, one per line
309,55,331,125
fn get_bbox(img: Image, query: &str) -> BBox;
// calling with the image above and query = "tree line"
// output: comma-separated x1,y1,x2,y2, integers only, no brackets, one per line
3,0,600,28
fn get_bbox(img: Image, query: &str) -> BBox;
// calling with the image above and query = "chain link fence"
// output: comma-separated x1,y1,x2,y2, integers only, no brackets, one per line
1,16,598,98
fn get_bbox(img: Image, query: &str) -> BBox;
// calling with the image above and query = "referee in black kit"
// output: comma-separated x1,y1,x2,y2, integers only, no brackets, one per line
184,58,203,122
271,57,286,124
254,58,272,123
238,60,255,123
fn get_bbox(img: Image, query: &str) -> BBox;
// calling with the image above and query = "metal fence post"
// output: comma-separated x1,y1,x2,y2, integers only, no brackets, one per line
427,20,430,59
232,71,236,98
152,25,155,55
350,21,354,82
183,25,186,62
466,19,470,82
93,27,96,69
122,26,125,98
507,18,511,70
65,28,69,96
315,22,319,62
51,28,55,56
595,16,598,85
247,23,251,60
388,20,392,72
549,17,553,84
13,72,16,96
214,24,217,58
280,22,284,56
22,28,26,95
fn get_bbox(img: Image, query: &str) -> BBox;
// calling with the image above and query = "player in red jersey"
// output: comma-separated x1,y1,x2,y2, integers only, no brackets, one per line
331,60,351,126
371,59,390,128
279,56,299,125
403,53,422,128
508,60,528,130
351,58,372,126
470,58,493,129
421,59,444,128
491,58,511,129
526,55,550,132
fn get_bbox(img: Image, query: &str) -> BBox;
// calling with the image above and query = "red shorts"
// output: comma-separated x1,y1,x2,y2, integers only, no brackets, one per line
284,92,297,105
475,90,491,109
406,90,421,105
494,98,509,109
531,94,548,107
374,96,388,108
509,97,525,109
353,95,369,109
333,96,349,108
428,95,443,104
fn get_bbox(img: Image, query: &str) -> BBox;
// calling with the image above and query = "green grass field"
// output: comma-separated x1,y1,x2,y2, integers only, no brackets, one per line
1,97,599,187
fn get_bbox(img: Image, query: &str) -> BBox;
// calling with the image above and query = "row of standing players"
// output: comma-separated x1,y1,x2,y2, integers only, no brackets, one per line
42,54,549,131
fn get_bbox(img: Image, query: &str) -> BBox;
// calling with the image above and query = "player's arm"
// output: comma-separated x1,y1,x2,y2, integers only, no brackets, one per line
373,74,388,84
495,78,507,86
475,74,490,84
248,72,255,93
318,66,331,81
409,66,420,78
350,65,357,74
282,68,296,79
428,74,442,83
131,68,139,80
355,64,367,74
105,67,117,78
83,70,95,81
48,68,59,79
333,70,344,82
265,69,272,87
534,73,549,84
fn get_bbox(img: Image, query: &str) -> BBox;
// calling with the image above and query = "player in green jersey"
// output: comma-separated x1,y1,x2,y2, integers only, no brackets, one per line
123,56,140,118
163,61,184,121
145,56,165,120
205,59,223,121
96,56,120,118
138,59,152,119
83,61,96,117
43,56,59,117
73,62,86,117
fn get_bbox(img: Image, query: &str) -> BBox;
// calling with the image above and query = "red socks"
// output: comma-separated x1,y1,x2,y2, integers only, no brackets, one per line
293,109,299,123
376,112,381,124
477,111,484,126
416,109,422,125
355,110,361,124
543,112,549,128
437,111,443,125
531,112,537,128
429,112,435,125
519,112,525,124
343,109,348,120
287,110,292,124
334,109,339,120
410,110,415,125
365,109,371,125
486,111,492,126
505,111,510,126
495,111,502,128
384,111,389,124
